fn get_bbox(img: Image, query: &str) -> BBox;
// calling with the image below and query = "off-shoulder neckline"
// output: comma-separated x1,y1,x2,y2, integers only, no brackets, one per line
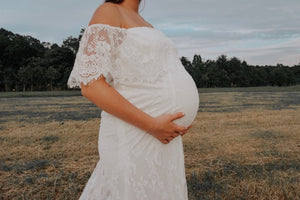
87,23,155,31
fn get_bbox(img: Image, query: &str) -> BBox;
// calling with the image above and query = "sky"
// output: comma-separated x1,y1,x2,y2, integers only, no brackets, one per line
0,0,299,66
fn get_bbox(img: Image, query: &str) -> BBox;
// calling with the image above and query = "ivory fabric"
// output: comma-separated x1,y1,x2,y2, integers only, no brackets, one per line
68,23,199,200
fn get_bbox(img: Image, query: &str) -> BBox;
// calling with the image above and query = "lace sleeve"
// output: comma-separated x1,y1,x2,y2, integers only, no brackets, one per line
67,24,126,88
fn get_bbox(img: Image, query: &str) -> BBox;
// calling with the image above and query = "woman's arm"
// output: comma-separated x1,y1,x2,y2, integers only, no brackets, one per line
80,4,189,144
81,76,188,144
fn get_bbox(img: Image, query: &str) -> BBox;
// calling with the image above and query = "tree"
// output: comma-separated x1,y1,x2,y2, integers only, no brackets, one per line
0,60,4,91
0,28,47,91
62,36,80,54
44,46,75,89
227,57,242,87
192,55,206,88
46,66,59,91
215,55,230,87
18,66,31,92
291,65,300,85
18,57,45,91
180,56,193,75
1,27,300,91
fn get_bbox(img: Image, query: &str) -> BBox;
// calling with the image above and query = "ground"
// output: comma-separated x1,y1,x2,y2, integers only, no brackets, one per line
0,86,299,199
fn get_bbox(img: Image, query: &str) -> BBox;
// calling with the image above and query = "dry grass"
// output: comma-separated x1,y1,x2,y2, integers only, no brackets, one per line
0,119,100,199
184,108,299,199
0,89,299,199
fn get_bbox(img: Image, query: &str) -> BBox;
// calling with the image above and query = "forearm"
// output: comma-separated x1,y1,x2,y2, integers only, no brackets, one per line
81,77,155,132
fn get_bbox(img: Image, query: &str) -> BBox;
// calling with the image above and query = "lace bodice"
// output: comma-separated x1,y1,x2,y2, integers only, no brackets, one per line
67,24,181,88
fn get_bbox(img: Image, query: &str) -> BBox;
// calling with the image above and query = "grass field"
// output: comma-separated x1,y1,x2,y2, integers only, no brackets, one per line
0,86,299,199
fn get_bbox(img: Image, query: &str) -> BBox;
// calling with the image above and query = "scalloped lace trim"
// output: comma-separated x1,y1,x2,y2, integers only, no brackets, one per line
67,24,126,88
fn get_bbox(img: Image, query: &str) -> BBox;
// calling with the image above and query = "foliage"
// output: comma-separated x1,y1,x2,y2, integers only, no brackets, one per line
0,27,299,91
0,28,80,91
181,55,300,88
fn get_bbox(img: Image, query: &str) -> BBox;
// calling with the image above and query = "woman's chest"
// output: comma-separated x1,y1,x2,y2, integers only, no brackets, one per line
111,28,180,84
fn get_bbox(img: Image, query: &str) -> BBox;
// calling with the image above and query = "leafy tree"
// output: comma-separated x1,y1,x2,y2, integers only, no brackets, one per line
44,46,75,89
192,55,206,88
180,56,193,75
1,27,299,91
46,66,59,91
291,64,300,84
18,66,31,92
227,57,242,86
215,55,231,87
18,57,45,91
62,36,80,54
0,60,4,90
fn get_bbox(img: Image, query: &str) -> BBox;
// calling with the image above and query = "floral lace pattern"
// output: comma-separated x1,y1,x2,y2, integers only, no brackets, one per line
67,24,180,88
67,24,126,88
78,112,188,200
67,24,191,200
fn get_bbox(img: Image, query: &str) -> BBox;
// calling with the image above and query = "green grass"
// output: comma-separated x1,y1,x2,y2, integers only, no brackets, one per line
198,85,300,93
0,85,299,98
0,90,81,98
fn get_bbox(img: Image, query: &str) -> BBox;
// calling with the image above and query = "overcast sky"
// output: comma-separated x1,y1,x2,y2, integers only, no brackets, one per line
1,0,299,66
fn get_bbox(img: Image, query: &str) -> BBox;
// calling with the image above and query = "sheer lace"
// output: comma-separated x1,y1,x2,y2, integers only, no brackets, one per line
67,23,197,200
67,24,179,88
67,24,126,88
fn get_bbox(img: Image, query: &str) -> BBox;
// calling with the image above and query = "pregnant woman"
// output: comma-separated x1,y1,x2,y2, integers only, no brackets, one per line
68,0,199,199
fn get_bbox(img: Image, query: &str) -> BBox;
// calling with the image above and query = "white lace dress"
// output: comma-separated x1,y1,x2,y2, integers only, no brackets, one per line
68,24,199,200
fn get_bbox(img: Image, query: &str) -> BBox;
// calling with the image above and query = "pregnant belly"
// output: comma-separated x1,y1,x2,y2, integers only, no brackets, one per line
171,67,199,127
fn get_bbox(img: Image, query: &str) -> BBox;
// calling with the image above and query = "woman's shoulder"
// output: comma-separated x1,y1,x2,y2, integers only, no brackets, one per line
89,2,122,27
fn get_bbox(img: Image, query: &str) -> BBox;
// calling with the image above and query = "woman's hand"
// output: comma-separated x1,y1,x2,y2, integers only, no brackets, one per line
147,112,192,144
82,78,192,144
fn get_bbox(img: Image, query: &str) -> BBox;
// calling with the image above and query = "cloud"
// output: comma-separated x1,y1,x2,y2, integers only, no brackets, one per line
0,0,98,43
0,0,299,65
142,0,300,65
171,35,300,66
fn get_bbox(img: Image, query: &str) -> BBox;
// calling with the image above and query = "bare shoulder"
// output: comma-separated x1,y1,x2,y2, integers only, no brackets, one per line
89,3,121,27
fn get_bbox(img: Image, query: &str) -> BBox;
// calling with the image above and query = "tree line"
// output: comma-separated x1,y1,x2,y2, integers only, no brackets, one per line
181,55,300,88
0,28,82,92
0,27,299,92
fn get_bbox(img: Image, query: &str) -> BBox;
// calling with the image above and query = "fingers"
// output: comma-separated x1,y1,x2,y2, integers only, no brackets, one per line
170,112,185,121
168,136,174,141
181,124,193,136
181,129,188,136
170,112,188,134
174,125,187,135
162,139,169,144
157,113,192,144
161,135,176,144
174,124,193,137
